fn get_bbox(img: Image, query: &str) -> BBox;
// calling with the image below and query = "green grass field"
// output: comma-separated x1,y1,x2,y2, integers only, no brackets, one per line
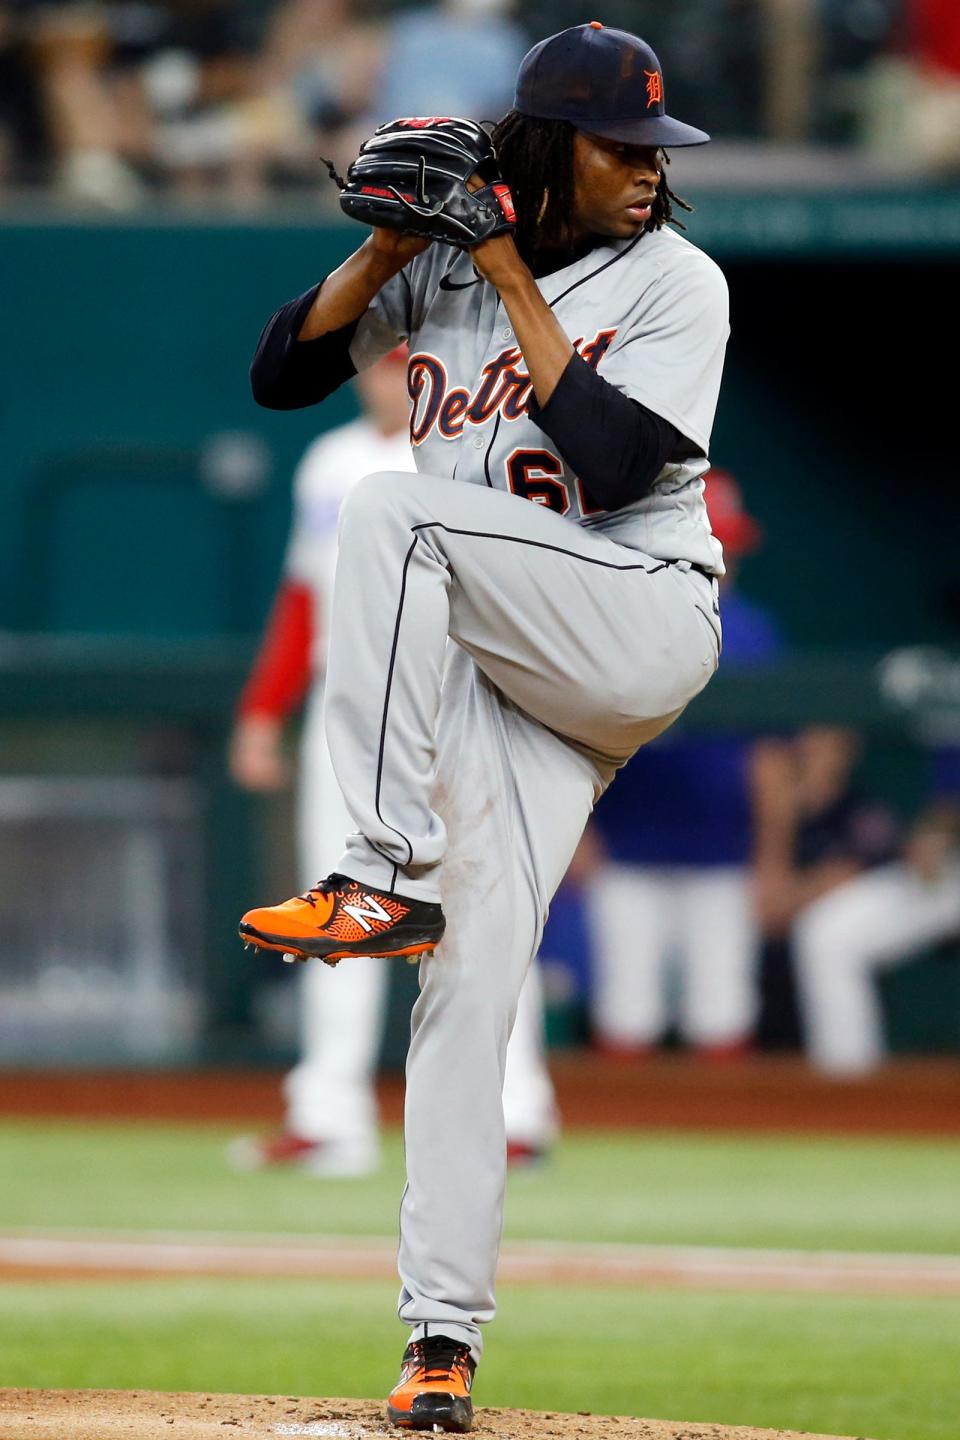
1,1120,958,1440
3,1120,959,1252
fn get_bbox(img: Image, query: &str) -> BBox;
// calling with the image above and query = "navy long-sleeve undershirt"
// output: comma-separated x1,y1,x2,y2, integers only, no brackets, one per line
527,353,681,511
249,282,358,410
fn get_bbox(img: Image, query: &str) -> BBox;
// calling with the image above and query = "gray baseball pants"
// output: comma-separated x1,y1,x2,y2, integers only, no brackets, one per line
323,469,720,1362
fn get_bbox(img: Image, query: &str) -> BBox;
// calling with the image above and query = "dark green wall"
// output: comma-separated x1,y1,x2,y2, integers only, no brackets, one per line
1,219,957,650
1,223,357,637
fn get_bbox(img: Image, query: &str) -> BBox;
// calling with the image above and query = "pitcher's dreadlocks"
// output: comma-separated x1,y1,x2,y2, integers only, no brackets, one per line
491,111,692,266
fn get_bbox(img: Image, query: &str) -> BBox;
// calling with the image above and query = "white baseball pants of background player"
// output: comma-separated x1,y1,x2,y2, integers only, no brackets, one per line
589,864,757,1049
283,683,560,1166
793,856,960,1075
323,470,720,1361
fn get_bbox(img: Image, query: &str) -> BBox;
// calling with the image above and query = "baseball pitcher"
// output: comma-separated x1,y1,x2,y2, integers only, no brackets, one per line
239,23,728,1433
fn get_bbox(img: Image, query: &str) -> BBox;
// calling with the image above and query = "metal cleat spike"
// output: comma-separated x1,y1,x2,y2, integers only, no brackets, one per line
282,952,298,964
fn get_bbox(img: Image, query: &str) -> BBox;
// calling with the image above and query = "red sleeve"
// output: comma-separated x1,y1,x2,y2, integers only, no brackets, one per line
914,0,960,71
237,579,316,720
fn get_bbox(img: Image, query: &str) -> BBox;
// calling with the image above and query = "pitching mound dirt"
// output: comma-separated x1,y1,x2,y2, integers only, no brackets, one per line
0,1390,875,1440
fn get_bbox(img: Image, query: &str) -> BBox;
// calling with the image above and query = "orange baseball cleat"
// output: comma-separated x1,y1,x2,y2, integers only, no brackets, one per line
238,872,445,966
386,1335,476,1432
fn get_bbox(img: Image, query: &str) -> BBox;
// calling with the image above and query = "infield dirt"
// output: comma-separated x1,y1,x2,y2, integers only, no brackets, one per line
0,1389,876,1440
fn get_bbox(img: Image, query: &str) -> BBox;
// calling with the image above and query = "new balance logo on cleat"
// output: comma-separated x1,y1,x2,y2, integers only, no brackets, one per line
238,872,445,966
342,893,393,933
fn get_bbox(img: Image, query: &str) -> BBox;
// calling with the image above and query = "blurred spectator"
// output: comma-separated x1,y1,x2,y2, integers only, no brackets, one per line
232,0,530,258
109,0,272,204
14,1,148,207
250,0,385,197
374,0,527,126
793,745,960,1074
810,0,902,144
859,0,960,172
5,1,954,206
908,0,960,170
0,3,48,187
586,469,785,1060
0,1,275,206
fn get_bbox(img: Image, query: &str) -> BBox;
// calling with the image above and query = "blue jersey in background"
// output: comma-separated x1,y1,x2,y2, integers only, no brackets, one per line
590,589,783,868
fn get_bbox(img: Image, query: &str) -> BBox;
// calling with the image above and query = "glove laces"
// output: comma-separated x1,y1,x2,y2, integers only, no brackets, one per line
318,155,346,190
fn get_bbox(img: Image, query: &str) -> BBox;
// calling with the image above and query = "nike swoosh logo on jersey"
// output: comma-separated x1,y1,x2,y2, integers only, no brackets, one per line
439,272,482,291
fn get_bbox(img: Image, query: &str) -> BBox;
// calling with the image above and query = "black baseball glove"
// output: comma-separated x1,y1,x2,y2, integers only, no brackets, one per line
338,117,516,248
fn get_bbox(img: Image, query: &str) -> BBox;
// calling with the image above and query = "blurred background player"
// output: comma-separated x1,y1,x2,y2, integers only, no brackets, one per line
586,469,785,1059
228,345,558,1174
753,725,900,1056
790,740,960,1075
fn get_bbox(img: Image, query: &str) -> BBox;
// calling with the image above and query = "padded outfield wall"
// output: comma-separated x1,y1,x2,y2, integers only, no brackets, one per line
0,189,958,1065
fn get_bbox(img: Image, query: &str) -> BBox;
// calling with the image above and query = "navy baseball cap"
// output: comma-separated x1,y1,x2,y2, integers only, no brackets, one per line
514,22,710,148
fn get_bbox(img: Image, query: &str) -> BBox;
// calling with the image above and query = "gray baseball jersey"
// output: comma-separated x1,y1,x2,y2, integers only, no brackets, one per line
348,224,729,571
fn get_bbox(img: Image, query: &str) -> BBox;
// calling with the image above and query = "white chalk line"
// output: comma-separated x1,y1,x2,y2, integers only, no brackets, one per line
273,1426,351,1437
273,1426,391,1437
0,1228,958,1295
270,1426,393,1438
